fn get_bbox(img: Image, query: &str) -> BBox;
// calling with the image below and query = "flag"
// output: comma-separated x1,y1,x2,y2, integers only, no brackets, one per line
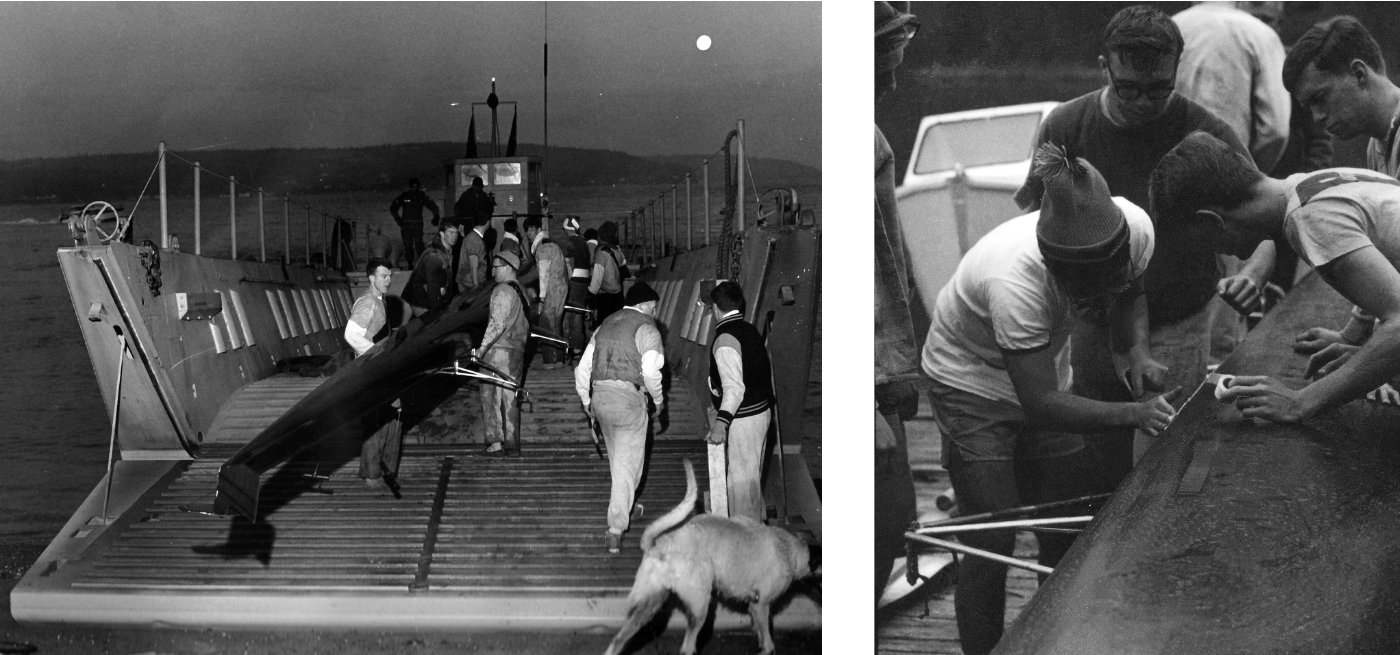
465,113,478,158
505,108,518,157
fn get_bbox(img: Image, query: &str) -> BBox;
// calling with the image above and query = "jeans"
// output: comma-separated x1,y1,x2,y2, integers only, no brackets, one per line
480,347,524,449
359,404,401,479
564,279,590,352
875,407,917,602
593,382,650,534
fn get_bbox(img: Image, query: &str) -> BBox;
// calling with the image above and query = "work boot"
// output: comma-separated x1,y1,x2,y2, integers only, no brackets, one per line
605,531,623,554
476,442,506,458
631,503,645,521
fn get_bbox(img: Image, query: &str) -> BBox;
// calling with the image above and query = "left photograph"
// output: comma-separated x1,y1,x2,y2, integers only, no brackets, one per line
0,3,822,654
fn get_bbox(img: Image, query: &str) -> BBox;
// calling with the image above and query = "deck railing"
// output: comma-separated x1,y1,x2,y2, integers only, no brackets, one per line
156,141,354,269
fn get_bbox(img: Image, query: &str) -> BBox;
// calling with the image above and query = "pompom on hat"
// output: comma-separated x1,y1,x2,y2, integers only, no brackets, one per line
1032,143,1129,271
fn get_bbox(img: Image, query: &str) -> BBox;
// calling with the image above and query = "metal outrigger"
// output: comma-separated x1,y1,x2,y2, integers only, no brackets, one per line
901,493,1110,581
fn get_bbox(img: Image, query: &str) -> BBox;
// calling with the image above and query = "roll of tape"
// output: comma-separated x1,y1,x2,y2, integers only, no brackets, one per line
1214,374,1236,401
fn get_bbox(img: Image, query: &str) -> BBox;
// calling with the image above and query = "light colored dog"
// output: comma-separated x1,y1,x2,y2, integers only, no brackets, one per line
602,459,814,655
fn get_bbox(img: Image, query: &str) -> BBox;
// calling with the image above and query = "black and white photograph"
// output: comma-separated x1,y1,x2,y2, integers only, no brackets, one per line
877,2,1400,654
0,3,823,653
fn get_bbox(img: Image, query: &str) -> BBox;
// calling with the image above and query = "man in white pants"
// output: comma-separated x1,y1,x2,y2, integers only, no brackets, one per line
705,281,775,523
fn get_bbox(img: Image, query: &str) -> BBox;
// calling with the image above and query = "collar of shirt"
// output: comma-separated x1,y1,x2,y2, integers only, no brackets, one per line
532,232,547,253
717,309,743,326
504,232,520,242
473,226,486,237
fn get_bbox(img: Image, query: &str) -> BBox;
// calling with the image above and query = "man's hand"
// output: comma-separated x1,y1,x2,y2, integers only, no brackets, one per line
1217,274,1263,316
706,421,728,445
1294,327,1351,355
582,402,593,419
1217,375,1313,423
650,398,664,417
1305,343,1359,379
1131,387,1182,437
874,380,920,421
1115,348,1168,398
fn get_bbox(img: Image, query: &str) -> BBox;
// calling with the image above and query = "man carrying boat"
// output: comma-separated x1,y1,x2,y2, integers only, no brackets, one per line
561,216,591,354
525,215,569,369
1151,131,1400,424
573,282,665,553
403,216,461,316
589,221,628,323
925,144,1178,655
458,213,490,296
705,281,775,523
345,258,403,488
1281,16,1400,367
474,251,531,458
389,177,440,268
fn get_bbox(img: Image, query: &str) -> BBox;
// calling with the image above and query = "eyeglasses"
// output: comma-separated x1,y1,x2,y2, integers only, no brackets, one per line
1106,64,1174,102
1067,277,1135,309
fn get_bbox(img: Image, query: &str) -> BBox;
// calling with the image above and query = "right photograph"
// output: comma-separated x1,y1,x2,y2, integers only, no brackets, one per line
876,2,1400,654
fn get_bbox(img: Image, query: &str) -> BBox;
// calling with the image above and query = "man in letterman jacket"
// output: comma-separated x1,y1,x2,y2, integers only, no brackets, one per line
706,281,775,523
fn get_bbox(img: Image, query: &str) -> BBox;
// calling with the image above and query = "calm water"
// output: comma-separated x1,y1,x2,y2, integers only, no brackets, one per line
0,219,110,543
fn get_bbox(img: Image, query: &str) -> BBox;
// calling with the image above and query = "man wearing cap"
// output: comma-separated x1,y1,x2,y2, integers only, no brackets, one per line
574,281,665,553
525,216,568,369
403,216,461,316
925,144,1178,655
389,177,440,268
589,221,627,323
561,216,592,353
706,281,774,523
453,175,496,228
474,250,531,458
874,0,923,606
1015,5,1258,480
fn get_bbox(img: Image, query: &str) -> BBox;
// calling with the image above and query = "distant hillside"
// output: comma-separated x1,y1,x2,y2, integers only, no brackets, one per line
0,142,819,204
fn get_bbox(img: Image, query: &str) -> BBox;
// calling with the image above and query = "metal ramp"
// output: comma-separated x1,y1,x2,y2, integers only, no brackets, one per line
11,362,821,630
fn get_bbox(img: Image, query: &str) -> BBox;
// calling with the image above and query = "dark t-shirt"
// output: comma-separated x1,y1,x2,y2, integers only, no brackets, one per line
1015,90,1249,325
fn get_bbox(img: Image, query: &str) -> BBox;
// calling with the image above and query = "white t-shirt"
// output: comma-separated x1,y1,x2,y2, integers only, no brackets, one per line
922,197,1155,407
1284,168,1400,272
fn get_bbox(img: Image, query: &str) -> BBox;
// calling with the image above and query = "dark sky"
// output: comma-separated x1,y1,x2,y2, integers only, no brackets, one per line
0,2,821,167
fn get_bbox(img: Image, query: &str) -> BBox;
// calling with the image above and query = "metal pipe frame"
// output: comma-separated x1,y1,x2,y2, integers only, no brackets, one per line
158,142,169,249
194,162,202,256
229,176,237,260
905,532,1054,576
915,516,1092,537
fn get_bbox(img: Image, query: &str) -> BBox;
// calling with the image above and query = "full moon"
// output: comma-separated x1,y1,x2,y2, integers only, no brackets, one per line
696,35,712,51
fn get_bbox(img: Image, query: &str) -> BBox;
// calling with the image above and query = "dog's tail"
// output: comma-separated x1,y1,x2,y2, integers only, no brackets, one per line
640,458,698,552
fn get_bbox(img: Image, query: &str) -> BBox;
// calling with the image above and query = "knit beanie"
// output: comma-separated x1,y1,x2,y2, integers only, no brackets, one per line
625,281,660,306
1032,143,1129,270
876,2,917,74
597,220,619,245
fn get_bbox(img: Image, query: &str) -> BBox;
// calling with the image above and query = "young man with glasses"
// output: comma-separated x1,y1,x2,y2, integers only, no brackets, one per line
925,144,1179,655
1013,4,1258,488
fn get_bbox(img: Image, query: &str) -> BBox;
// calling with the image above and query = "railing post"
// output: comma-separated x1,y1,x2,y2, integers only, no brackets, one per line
670,185,677,254
736,119,745,232
283,196,290,265
194,162,202,256
304,205,311,266
320,211,327,269
230,176,237,260
703,159,711,246
158,142,169,249
686,173,692,251
258,188,266,263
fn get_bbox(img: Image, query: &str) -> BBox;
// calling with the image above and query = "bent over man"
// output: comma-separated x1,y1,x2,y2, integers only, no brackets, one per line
574,282,664,553
706,281,774,523
346,258,401,488
1152,131,1400,423
926,145,1177,655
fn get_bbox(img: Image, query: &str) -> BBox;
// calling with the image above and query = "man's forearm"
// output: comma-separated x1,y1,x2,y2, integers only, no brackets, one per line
1025,389,1138,432
1301,318,1400,417
1241,240,1277,286
1109,293,1150,356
